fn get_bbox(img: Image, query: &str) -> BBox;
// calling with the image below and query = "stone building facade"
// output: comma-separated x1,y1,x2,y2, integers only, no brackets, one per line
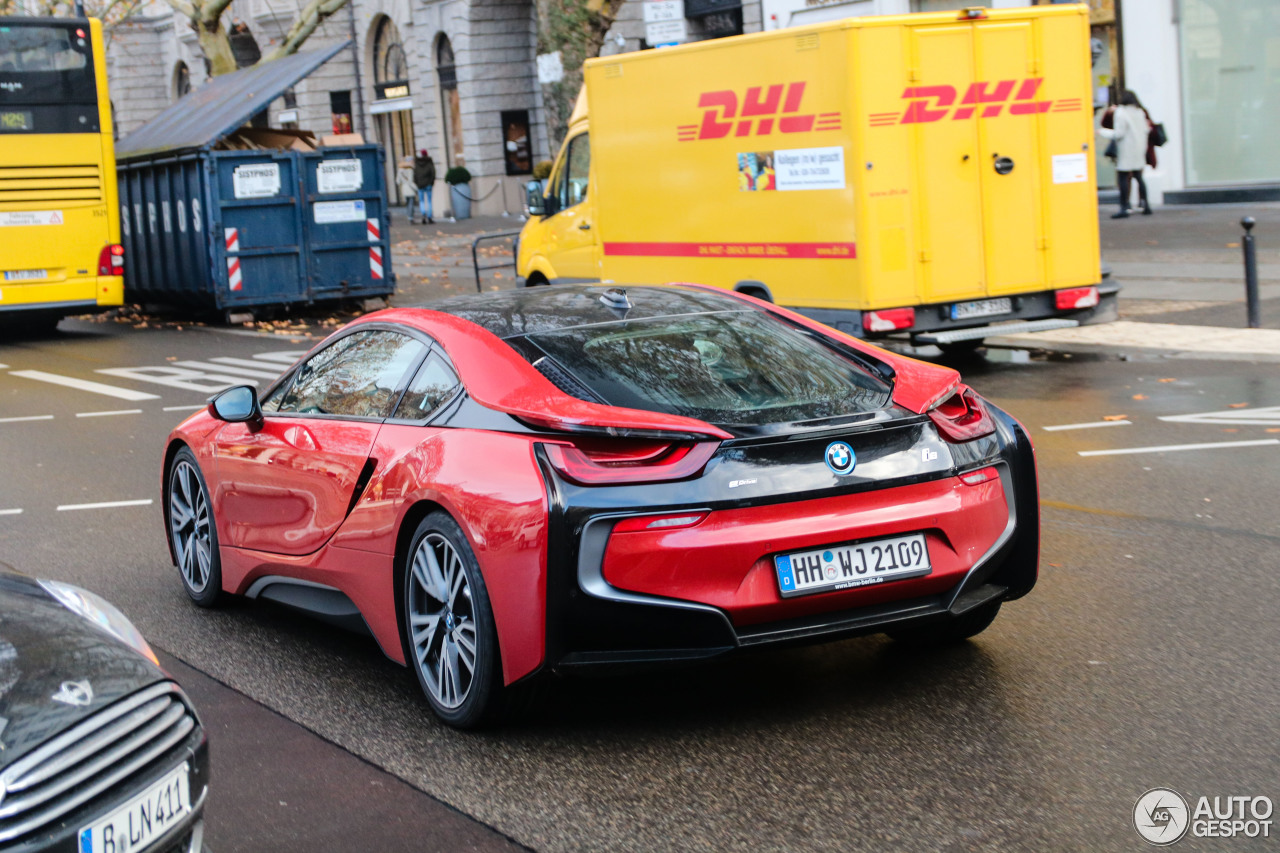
102,0,765,217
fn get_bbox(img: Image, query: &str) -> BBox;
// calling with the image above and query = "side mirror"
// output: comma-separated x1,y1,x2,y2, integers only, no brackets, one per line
208,385,264,432
525,180,547,217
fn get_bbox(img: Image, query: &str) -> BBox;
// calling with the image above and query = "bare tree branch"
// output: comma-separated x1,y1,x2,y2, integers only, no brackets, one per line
258,0,346,62
164,0,198,22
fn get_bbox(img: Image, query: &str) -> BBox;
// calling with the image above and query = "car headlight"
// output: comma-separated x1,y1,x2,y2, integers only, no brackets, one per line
37,579,159,666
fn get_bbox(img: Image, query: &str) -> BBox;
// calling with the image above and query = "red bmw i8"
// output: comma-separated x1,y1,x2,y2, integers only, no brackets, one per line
162,284,1038,728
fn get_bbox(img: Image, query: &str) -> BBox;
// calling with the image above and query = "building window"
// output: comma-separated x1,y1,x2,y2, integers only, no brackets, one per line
330,90,354,135
436,34,464,167
1180,0,1280,186
501,110,532,176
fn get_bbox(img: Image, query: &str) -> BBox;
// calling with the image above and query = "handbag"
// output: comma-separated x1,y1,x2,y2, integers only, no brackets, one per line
1104,139,1118,161
1150,122,1168,147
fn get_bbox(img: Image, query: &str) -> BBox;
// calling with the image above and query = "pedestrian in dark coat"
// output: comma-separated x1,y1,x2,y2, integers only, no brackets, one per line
413,150,436,224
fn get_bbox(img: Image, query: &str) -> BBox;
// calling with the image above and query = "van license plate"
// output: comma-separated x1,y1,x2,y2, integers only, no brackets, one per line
3,269,46,281
951,298,1012,320
774,533,931,598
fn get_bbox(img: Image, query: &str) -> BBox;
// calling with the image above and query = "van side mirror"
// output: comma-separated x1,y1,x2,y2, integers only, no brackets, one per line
525,181,547,217
208,385,264,432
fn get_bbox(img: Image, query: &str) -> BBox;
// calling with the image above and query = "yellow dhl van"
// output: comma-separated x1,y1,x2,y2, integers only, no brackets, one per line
517,4,1116,346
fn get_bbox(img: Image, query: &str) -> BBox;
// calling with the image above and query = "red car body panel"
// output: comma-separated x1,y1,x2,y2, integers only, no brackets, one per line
211,418,380,555
602,474,1009,627
170,411,552,684
331,425,550,684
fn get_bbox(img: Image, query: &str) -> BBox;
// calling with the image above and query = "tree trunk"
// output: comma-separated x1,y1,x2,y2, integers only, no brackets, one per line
196,15,237,77
536,0,626,151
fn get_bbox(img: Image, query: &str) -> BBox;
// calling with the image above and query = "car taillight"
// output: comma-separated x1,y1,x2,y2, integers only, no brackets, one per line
863,308,915,333
927,385,995,442
1055,286,1099,310
542,439,719,486
612,512,710,533
98,244,124,276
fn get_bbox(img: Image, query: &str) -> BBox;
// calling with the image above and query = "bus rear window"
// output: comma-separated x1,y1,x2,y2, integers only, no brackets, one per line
0,24,99,133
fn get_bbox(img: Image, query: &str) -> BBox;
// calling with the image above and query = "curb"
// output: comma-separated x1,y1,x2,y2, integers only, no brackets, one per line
986,320,1280,363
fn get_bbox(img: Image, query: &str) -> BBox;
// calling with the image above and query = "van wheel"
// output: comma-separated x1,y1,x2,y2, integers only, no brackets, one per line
524,273,549,287
737,287,771,303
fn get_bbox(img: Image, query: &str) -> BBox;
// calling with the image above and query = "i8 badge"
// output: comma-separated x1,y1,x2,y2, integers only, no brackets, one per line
825,442,856,475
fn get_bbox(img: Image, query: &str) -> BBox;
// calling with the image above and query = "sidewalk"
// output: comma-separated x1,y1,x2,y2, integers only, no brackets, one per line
384,202,1280,361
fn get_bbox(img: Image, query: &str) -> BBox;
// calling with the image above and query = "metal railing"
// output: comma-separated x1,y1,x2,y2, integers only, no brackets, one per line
471,231,522,293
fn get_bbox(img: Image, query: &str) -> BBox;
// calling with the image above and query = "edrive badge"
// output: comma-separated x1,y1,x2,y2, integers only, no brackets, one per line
825,441,856,475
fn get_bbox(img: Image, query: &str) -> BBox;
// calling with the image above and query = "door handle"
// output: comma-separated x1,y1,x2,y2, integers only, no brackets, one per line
993,154,1015,175
578,222,592,231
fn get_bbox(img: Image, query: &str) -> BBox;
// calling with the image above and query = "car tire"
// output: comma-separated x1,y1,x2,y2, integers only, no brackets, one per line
888,600,1001,647
937,339,985,356
166,447,224,607
402,512,503,729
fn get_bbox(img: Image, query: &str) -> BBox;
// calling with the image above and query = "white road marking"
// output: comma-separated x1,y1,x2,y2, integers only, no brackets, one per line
9,370,160,401
253,351,309,364
1043,420,1133,432
75,409,143,418
1159,405,1280,427
171,359,281,380
57,499,154,511
0,414,54,423
163,405,205,412
0,508,22,516
1079,439,1280,458
210,356,292,373
97,365,258,393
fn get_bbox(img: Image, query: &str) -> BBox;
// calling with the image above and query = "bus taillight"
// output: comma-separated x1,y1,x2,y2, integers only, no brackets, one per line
98,244,124,276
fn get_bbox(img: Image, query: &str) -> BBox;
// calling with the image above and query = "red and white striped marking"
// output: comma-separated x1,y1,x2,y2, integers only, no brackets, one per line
225,227,242,292
368,218,383,280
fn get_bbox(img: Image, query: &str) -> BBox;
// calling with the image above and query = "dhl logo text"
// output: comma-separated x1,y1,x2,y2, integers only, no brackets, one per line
678,82,842,142
868,78,1082,126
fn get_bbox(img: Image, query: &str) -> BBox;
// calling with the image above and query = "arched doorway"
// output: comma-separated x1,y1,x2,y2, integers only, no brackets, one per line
435,34,464,168
370,16,416,206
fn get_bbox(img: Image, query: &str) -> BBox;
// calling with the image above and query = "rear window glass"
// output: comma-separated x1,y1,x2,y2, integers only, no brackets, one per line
525,312,892,426
0,24,99,133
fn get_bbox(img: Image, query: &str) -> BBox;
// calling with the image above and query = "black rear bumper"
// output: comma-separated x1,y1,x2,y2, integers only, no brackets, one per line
535,407,1039,676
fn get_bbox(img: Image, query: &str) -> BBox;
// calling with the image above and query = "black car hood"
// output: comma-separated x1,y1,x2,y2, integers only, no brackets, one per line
0,573,166,770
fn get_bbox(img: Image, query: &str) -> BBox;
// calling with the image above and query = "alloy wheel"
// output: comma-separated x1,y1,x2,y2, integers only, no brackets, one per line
169,459,213,593
407,532,478,710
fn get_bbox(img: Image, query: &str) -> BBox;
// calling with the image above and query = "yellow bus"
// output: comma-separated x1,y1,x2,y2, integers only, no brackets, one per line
0,16,123,331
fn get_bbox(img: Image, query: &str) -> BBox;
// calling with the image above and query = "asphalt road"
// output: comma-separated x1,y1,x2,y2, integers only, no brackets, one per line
1,318,1278,852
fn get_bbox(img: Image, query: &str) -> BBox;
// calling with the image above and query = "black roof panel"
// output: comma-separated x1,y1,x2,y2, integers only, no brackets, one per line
421,285,750,339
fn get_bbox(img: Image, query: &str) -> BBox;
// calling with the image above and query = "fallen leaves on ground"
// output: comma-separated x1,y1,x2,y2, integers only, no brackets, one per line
1158,378,1177,383
1132,394,1149,400
1228,402,1249,408
1102,414,1127,421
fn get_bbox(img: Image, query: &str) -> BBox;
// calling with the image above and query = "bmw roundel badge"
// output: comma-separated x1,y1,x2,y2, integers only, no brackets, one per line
824,441,856,475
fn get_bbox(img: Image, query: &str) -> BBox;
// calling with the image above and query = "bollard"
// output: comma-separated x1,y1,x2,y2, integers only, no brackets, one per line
1242,216,1260,329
